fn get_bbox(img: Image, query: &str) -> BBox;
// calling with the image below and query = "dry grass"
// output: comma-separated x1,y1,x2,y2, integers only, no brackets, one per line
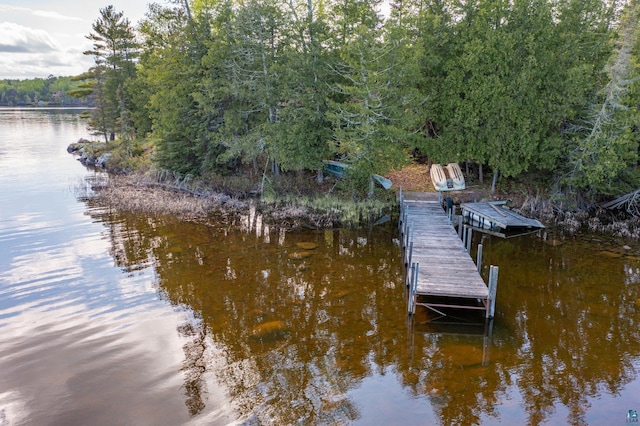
87,173,395,229
92,175,247,220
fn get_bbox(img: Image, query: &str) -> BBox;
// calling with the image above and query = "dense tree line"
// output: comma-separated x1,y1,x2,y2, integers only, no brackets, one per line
0,76,90,107
81,0,640,198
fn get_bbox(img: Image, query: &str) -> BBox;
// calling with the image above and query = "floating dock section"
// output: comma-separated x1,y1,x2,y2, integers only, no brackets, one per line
461,201,544,238
399,192,499,319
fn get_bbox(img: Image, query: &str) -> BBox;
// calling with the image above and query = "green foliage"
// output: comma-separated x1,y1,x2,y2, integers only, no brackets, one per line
80,5,139,143
564,0,640,194
0,76,88,106
71,0,640,200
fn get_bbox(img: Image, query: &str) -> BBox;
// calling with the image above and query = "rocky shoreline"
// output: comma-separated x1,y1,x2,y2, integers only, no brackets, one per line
67,139,114,169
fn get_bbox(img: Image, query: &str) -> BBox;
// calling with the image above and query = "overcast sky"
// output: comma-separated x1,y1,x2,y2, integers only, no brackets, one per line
0,1,150,80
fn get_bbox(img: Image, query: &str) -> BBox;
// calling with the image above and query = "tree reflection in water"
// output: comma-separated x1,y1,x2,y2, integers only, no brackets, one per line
89,202,640,425
177,321,208,416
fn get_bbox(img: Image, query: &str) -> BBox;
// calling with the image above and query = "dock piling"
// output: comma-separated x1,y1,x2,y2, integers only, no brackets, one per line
462,225,468,251
411,263,419,315
487,265,499,318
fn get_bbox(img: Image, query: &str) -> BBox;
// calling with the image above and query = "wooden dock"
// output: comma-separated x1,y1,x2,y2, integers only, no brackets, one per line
399,192,499,319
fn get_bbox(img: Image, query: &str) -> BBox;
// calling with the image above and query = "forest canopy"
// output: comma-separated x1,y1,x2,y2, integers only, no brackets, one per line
72,0,640,197
0,76,91,107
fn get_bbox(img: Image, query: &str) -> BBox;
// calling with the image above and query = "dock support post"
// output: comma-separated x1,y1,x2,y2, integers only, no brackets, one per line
402,219,410,249
408,262,416,313
486,265,499,318
476,244,483,273
466,227,473,252
458,215,463,238
462,225,468,250
407,261,413,288
408,241,414,273
404,222,413,254
411,263,419,315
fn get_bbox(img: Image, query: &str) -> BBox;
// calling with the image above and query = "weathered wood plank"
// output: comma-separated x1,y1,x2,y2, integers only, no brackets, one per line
401,196,490,304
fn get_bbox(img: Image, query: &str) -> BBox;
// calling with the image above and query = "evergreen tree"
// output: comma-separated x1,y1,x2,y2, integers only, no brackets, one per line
83,5,139,143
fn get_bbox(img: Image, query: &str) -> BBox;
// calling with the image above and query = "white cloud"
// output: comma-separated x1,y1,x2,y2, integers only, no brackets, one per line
0,1,148,79
0,5,83,22
0,22,60,53
0,21,94,78
32,10,83,21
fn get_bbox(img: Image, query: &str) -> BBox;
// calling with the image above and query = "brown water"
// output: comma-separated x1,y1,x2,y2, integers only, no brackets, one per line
1,108,640,425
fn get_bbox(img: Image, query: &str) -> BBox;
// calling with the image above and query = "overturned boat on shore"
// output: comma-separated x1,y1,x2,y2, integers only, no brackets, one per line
430,163,466,191
323,160,392,190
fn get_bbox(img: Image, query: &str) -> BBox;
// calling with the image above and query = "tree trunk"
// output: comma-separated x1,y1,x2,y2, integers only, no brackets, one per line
368,175,374,198
479,163,484,183
491,169,499,193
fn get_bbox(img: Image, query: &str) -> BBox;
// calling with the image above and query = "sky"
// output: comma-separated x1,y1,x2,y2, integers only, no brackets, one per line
0,1,150,80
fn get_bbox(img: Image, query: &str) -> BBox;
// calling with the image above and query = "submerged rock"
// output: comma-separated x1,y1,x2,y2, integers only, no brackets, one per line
296,242,318,250
597,251,623,258
251,320,288,342
288,251,313,260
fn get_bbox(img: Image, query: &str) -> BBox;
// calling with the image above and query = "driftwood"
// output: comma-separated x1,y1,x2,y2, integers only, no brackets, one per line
601,190,640,217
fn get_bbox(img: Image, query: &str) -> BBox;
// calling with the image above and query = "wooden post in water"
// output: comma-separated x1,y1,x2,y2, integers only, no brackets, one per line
411,263,419,315
458,215,463,238
486,265,499,318
462,225,468,251
408,262,416,313
466,227,473,252
476,244,483,273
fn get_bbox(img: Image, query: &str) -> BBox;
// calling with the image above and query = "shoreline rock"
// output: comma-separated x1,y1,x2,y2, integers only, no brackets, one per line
67,139,106,168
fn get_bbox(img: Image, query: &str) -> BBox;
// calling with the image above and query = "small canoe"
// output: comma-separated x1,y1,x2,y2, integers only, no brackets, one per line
430,163,465,191
445,162,465,190
430,164,452,191
323,160,349,177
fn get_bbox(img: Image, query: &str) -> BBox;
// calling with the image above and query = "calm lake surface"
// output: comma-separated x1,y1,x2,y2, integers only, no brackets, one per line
1,108,640,425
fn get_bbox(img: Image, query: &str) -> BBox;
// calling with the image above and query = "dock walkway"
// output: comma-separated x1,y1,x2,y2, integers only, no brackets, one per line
399,192,498,319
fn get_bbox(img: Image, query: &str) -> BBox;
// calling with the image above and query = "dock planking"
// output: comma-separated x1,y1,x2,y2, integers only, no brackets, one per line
399,192,498,318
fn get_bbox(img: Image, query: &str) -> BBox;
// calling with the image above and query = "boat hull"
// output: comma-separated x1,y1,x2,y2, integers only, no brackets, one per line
430,163,465,191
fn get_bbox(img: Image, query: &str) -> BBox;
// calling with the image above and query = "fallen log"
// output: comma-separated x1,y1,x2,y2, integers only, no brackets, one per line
601,189,640,217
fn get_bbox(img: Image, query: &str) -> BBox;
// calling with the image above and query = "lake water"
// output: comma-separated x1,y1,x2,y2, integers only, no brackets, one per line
1,108,640,425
